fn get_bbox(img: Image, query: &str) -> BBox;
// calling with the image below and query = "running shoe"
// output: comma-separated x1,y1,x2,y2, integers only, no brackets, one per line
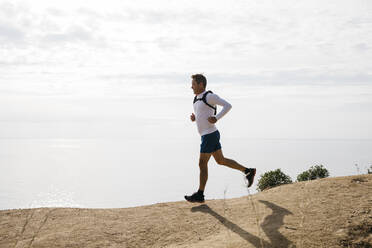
245,168,256,188
184,192,205,203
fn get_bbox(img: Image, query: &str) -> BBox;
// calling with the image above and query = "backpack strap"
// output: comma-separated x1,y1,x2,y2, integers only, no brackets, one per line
193,90,217,115
202,91,217,115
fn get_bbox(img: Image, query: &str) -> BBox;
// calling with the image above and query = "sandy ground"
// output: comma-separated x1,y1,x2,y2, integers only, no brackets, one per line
1,174,371,248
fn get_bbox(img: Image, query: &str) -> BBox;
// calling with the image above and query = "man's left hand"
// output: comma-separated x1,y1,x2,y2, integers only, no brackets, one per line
208,116,217,124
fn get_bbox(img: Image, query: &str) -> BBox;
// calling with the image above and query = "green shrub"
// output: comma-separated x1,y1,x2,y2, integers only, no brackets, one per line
257,169,292,191
297,165,330,181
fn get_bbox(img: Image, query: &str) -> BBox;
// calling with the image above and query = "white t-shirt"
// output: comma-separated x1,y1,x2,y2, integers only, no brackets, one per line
193,90,232,136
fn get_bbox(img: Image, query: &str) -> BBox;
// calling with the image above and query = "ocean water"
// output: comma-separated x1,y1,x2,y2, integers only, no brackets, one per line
1,81,372,210
1,136,371,210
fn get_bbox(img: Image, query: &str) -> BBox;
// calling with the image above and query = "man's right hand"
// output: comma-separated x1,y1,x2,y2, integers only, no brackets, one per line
190,113,195,122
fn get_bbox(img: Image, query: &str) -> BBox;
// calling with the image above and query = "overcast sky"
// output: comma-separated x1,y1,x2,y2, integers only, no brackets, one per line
1,0,372,139
1,0,372,77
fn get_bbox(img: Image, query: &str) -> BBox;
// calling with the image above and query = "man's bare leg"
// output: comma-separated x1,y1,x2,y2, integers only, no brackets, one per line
184,153,212,202
212,149,246,172
198,153,212,191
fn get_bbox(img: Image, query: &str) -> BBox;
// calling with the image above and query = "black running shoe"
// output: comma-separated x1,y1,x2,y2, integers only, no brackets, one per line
184,192,205,203
245,168,256,188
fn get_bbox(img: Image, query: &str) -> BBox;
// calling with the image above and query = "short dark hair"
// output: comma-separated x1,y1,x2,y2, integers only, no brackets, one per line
191,74,207,88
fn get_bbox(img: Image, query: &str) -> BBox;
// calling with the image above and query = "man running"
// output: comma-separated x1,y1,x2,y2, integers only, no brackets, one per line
185,74,256,203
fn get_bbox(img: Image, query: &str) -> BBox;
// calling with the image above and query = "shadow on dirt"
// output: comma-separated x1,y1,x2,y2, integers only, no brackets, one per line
191,200,295,248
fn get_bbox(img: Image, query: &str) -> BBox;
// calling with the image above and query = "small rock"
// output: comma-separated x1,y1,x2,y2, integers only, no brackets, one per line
335,228,347,237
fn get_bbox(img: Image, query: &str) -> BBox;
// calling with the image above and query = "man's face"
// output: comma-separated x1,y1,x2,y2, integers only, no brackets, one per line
191,79,204,95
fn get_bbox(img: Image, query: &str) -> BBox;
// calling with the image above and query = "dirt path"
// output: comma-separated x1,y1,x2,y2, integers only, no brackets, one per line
1,174,371,248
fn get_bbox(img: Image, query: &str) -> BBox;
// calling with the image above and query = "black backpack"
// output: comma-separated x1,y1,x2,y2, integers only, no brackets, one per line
193,90,217,115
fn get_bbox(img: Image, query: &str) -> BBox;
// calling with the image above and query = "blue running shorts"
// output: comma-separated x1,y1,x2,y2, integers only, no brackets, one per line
200,130,222,153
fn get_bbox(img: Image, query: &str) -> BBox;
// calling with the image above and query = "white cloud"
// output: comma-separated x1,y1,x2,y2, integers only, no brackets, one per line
41,26,93,43
353,43,370,52
0,23,25,41
0,0,371,79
